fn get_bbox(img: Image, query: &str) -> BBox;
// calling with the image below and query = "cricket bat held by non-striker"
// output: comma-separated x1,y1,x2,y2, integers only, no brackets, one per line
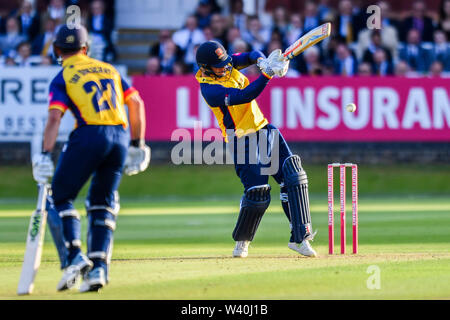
17,183,49,295
283,23,332,60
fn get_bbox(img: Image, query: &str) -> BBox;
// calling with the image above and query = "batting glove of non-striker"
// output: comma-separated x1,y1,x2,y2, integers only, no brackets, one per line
32,152,54,184
124,140,151,176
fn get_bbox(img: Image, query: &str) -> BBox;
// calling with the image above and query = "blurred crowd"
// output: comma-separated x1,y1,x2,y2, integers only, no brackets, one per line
0,0,115,66
1,0,449,78
147,0,450,78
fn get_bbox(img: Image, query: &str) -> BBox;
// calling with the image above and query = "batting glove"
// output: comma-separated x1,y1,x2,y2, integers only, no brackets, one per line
256,57,275,78
266,49,290,77
32,152,54,184
124,139,151,176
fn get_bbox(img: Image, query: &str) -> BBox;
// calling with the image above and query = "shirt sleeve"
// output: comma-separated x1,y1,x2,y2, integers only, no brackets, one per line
200,74,270,108
48,73,70,113
231,51,266,70
121,77,138,102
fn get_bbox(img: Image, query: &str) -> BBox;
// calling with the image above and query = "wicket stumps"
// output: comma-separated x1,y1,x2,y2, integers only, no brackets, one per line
327,163,358,254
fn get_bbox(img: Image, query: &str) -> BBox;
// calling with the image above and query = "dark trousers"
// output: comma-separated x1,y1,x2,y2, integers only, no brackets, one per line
231,124,293,191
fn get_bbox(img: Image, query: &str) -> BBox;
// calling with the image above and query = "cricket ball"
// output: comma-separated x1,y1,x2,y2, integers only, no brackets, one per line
346,103,357,112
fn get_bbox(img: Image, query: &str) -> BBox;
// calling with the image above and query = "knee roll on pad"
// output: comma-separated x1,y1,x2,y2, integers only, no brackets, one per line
232,185,271,241
88,210,117,231
282,155,312,243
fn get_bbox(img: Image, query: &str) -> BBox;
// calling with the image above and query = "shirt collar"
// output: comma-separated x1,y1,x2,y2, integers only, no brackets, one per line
62,53,87,67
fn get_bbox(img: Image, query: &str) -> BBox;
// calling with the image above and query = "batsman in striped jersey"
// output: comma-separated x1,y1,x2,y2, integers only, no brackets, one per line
195,41,317,258
31,24,150,293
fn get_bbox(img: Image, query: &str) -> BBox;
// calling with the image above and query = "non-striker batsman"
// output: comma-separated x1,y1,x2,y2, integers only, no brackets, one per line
195,41,317,258
31,24,150,292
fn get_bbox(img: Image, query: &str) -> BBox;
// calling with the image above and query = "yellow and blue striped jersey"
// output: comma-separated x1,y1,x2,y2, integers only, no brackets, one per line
196,52,270,141
48,53,138,129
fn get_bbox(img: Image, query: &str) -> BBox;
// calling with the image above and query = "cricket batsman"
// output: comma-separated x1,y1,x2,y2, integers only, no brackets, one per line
31,24,150,292
195,41,317,258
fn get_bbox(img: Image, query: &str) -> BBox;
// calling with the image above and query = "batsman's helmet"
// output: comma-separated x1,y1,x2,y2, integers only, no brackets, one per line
196,41,232,77
53,24,89,51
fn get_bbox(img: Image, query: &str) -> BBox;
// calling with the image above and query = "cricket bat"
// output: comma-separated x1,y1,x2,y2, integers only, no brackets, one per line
283,23,332,60
17,183,49,295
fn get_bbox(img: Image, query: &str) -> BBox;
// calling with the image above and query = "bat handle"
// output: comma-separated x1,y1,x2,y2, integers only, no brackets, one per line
36,183,49,212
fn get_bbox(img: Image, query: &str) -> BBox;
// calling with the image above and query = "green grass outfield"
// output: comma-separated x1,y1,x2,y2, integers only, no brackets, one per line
0,164,449,299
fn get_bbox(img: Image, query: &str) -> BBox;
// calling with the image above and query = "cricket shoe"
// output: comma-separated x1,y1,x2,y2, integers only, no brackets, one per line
57,252,93,291
79,267,107,293
233,241,250,258
288,240,317,257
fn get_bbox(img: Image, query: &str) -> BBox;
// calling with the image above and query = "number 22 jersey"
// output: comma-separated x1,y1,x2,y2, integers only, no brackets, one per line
48,53,138,129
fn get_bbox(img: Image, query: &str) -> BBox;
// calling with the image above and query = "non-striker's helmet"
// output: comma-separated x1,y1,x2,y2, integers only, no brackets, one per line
53,24,89,51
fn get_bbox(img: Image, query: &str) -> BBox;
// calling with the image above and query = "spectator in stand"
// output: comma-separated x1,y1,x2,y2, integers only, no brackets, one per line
266,38,282,53
4,56,17,66
395,60,414,77
231,38,249,54
317,0,333,21
429,61,444,77
87,0,116,62
361,30,393,67
159,39,179,74
225,26,242,53
207,0,222,14
302,46,325,76
242,15,270,52
149,29,183,61
202,26,215,41
0,17,27,57
401,0,435,43
377,0,402,34
399,28,429,72
42,0,66,26
65,0,92,14
32,18,57,57
357,1,399,60
333,42,357,76
17,1,41,42
438,0,450,39
322,35,339,66
428,29,450,71
172,15,205,71
268,28,285,50
303,0,320,33
271,5,289,40
40,54,54,65
229,0,247,35
357,62,372,76
209,13,227,46
334,0,364,44
14,41,41,66
173,60,190,75
145,56,161,76
195,0,214,30
371,48,394,76
285,13,303,47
